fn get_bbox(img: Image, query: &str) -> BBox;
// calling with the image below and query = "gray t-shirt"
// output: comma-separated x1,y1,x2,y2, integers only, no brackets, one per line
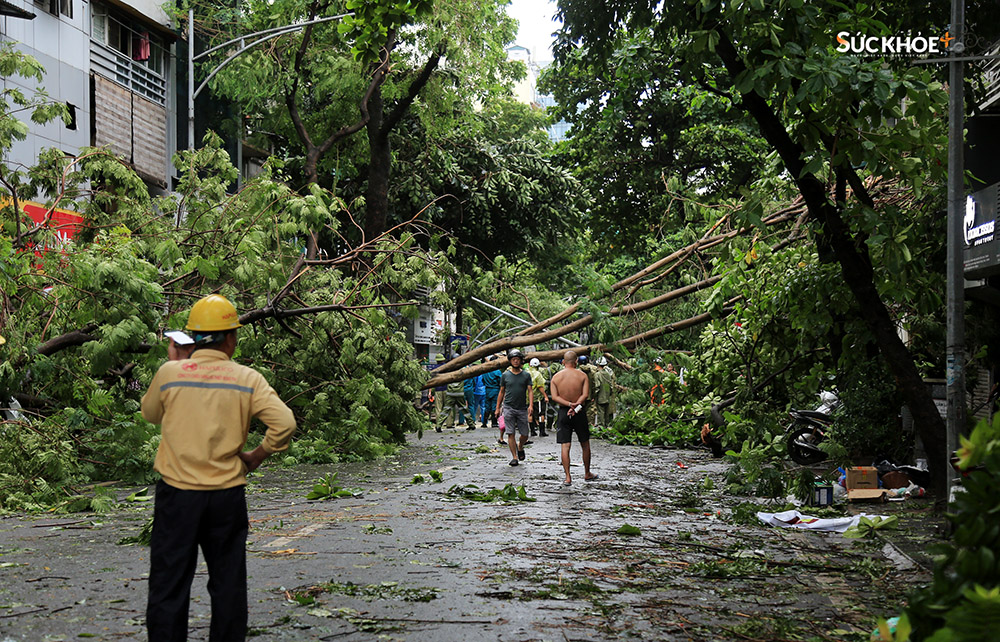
500,369,532,410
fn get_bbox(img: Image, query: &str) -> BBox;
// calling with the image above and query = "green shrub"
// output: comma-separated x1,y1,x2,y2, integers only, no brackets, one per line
904,415,1000,640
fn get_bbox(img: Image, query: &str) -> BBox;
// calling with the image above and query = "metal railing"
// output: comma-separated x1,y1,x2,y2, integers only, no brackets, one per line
981,43,1000,111
90,41,166,105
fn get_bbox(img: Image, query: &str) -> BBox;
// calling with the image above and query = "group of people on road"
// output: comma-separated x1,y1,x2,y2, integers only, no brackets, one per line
138,293,682,642
429,351,620,434
425,348,611,484
497,348,599,485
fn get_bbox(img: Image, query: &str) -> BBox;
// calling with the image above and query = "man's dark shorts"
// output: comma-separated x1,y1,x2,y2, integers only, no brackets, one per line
556,405,590,444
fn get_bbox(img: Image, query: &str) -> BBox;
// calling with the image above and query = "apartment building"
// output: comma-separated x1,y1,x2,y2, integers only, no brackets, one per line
506,44,570,143
1,0,175,189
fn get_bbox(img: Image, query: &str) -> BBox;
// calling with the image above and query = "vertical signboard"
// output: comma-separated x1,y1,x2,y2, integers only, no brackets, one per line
964,183,999,279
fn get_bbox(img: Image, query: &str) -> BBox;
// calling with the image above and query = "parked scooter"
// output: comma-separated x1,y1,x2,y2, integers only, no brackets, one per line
786,391,841,465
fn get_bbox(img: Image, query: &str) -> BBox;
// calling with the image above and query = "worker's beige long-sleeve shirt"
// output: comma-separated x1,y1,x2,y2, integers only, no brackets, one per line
141,349,296,490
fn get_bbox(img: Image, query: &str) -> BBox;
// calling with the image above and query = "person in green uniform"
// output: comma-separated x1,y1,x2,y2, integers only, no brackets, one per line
526,357,548,437
544,358,563,436
577,355,599,427
437,376,468,432
594,356,616,428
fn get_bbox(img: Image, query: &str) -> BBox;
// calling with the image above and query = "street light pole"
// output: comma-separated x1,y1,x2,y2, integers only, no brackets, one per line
185,12,354,150
187,7,195,150
945,0,966,505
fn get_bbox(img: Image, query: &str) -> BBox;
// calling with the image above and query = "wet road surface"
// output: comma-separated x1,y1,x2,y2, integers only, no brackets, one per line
0,426,935,641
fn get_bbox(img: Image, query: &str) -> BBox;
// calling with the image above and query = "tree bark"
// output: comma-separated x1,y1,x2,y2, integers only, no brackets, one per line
36,325,98,356
364,87,391,242
435,276,724,375
363,50,441,241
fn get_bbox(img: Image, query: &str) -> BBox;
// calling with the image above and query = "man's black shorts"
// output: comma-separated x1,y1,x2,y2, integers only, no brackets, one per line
556,404,590,444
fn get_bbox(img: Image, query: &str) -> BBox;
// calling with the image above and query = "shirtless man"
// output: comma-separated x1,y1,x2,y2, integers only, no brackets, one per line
550,351,598,485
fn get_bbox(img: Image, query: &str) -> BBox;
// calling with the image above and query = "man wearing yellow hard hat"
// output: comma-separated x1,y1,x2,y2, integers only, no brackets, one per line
141,294,296,641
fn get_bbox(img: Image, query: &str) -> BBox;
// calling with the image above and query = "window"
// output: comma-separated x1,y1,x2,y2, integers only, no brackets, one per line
38,0,71,18
91,3,165,76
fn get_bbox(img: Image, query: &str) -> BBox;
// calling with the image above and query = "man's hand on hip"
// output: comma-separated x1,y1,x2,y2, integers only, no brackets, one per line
239,446,269,473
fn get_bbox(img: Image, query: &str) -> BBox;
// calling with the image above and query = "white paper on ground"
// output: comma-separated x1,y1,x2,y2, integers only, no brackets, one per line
756,509,889,533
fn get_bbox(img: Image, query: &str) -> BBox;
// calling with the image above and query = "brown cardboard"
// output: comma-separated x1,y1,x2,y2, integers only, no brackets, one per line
881,471,910,489
848,488,887,503
846,466,879,489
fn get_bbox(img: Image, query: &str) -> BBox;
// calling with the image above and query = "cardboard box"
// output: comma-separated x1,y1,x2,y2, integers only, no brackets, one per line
848,488,887,503
846,466,879,489
811,482,834,506
881,471,910,490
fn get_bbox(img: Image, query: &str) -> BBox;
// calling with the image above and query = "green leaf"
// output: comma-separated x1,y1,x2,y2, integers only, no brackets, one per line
617,523,642,536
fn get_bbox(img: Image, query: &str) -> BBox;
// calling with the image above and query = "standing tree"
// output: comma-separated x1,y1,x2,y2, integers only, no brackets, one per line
543,0,1000,500
192,0,523,253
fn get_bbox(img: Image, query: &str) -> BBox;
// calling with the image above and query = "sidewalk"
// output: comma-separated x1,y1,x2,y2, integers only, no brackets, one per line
0,427,936,641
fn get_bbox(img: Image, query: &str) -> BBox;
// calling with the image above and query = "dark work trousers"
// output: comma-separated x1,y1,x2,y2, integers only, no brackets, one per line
147,480,249,642
531,398,548,435
485,392,499,427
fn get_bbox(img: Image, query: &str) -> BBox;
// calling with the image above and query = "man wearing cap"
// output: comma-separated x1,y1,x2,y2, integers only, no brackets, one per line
142,294,296,642
496,349,533,466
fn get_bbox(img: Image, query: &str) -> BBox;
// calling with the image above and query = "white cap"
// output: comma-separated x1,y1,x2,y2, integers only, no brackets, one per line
529,358,540,367
164,330,194,345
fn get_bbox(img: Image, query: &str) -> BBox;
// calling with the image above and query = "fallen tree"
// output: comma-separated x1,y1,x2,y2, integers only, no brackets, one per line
425,305,738,388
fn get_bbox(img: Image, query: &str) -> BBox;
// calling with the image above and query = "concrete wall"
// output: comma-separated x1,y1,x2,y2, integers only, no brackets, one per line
116,0,170,27
1,2,90,169
1,0,173,187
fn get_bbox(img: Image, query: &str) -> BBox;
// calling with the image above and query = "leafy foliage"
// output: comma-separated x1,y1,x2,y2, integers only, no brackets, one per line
843,515,899,539
905,415,1000,640
595,406,700,447
828,356,907,463
445,483,535,503
306,473,361,500
616,523,641,536
1,130,449,510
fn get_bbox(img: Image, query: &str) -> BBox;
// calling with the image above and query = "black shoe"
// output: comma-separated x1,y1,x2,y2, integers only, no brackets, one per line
524,440,534,446
466,424,476,431
517,449,525,461
509,459,519,467
530,429,537,436
539,430,547,437
435,428,442,433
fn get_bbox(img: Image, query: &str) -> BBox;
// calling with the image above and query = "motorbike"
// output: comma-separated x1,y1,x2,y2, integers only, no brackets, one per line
786,391,841,465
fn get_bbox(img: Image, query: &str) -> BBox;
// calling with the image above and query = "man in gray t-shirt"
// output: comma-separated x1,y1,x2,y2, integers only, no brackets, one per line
496,348,534,467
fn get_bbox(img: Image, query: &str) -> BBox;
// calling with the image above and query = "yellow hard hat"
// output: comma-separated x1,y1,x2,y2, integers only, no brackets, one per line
185,294,242,332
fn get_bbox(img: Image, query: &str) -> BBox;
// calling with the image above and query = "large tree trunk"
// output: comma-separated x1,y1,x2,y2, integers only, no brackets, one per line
365,86,391,242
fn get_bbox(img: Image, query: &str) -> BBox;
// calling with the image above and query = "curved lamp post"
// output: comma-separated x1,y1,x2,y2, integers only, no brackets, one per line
186,9,354,150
